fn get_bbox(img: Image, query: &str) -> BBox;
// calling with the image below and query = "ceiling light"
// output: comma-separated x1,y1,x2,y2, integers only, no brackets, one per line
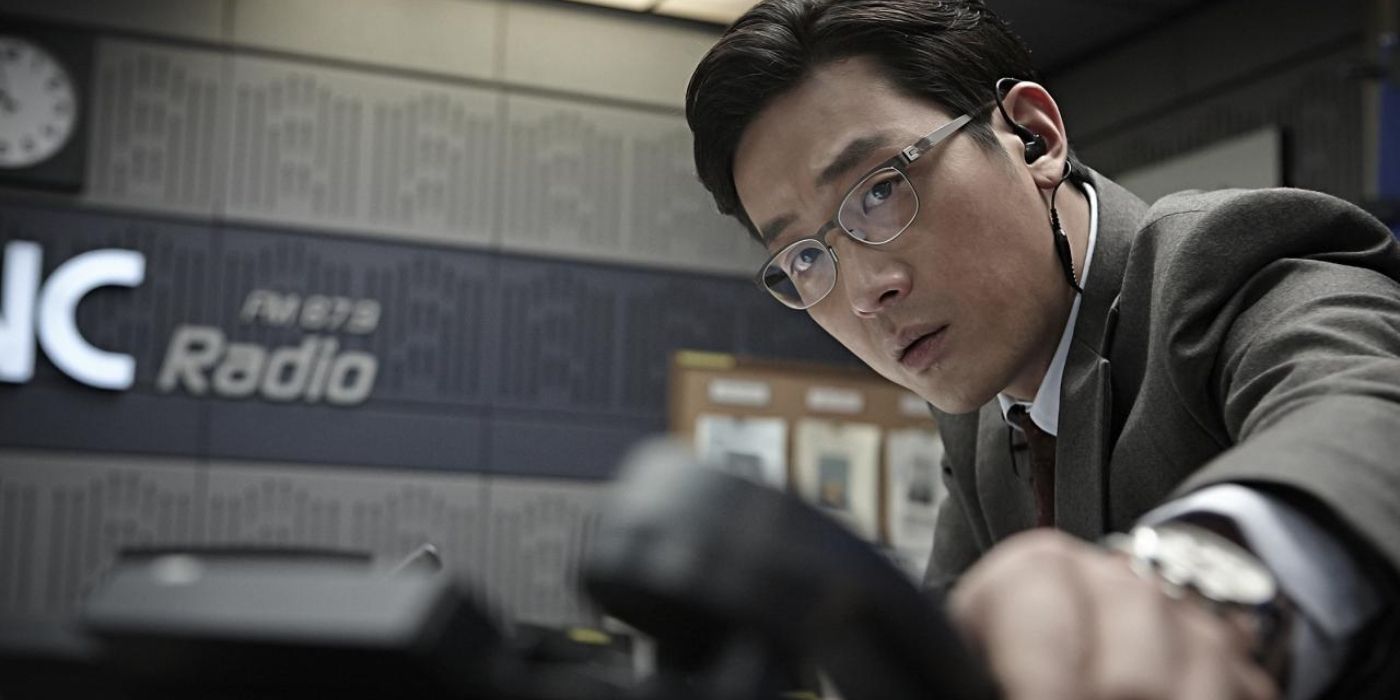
564,0,657,12
653,0,757,24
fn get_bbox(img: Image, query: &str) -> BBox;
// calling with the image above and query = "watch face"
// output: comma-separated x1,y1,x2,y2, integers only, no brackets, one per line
0,35,79,169
1146,525,1276,606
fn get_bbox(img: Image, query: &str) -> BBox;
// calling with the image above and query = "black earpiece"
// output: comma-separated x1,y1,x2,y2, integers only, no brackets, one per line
994,78,1048,164
995,78,1081,294
1022,132,1047,164
1049,161,1083,294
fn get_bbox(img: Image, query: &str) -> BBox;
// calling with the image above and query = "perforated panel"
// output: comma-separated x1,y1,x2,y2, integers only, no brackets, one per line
0,451,199,617
488,257,628,414
216,227,494,407
0,451,607,622
1079,48,1366,202
83,39,227,216
618,273,747,412
489,255,776,417
488,414,656,480
203,460,489,593
0,201,218,391
737,295,861,366
483,477,605,626
501,94,758,275
225,55,500,246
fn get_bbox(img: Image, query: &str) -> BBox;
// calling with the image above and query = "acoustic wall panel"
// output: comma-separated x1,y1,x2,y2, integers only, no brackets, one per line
737,295,861,367
225,55,502,246
489,257,628,415
483,477,606,627
488,414,656,480
627,126,762,272
618,273,748,412
83,40,228,216
203,460,489,593
203,402,486,470
1081,48,1366,203
0,202,221,391
0,386,205,457
215,226,494,408
0,451,200,617
500,94,757,275
230,0,499,82
488,255,746,417
501,0,717,108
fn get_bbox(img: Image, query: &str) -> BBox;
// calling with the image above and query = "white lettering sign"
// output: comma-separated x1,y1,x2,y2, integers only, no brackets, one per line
156,325,378,406
0,240,145,390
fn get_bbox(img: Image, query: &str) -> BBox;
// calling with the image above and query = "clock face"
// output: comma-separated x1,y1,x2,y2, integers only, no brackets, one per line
0,35,79,169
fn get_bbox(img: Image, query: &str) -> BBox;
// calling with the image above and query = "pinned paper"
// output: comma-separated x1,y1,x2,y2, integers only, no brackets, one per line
793,419,881,541
694,414,788,488
885,428,947,574
805,386,865,415
706,378,772,407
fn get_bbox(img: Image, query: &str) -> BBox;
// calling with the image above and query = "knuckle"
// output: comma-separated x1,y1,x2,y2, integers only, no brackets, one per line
1183,607,1235,650
1094,671,1157,700
1000,529,1079,569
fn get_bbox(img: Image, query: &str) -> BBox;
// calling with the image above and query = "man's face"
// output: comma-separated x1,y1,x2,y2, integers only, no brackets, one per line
733,56,1072,413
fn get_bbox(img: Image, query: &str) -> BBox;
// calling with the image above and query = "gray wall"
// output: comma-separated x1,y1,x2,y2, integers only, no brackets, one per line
0,0,855,627
1051,0,1369,203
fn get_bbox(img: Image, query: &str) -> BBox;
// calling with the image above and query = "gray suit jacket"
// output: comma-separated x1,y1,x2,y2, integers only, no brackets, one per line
924,169,1400,696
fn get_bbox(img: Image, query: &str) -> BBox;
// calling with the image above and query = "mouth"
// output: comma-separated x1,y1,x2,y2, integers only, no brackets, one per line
897,325,949,371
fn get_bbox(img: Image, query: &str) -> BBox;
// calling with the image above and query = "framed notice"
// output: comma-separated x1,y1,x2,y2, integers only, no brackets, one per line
694,414,788,488
885,428,946,574
793,419,881,541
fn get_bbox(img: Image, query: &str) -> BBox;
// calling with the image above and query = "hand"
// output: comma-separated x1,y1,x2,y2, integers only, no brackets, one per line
949,529,1278,700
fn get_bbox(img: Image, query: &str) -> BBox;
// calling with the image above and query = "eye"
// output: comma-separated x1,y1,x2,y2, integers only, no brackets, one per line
861,176,897,213
784,245,824,277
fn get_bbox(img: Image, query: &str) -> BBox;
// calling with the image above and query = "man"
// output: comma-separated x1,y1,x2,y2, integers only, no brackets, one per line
684,1,1400,699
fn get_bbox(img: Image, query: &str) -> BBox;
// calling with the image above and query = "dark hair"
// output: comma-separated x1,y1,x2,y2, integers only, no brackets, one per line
687,0,1077,239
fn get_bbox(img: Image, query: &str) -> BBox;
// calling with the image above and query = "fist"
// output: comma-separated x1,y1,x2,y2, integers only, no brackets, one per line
949,529,1278,700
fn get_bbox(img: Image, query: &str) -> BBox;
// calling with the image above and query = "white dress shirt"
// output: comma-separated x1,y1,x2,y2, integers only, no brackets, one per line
995,182,1380,700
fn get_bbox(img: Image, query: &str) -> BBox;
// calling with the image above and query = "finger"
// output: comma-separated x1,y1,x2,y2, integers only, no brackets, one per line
1081,551,1181,699
1171,604,1278,700
951,531,1093,700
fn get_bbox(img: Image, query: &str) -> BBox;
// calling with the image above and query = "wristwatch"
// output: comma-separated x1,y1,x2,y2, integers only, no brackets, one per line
1104,522,1295,685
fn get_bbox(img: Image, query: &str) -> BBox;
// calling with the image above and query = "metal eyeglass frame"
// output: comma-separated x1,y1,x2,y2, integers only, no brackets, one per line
755,111,977,310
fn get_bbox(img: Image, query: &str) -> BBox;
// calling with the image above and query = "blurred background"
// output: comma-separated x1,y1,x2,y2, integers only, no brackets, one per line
0,0,1396,633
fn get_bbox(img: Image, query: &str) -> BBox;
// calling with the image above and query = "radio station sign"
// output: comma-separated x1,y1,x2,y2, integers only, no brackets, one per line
0,240,144,390
1,240,381,406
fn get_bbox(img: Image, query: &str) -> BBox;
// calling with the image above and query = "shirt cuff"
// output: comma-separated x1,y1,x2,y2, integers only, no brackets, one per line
1139,484,1381,700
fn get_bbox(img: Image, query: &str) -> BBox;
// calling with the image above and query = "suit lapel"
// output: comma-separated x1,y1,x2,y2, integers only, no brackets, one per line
1052,170,1146,540
975,402,1037,537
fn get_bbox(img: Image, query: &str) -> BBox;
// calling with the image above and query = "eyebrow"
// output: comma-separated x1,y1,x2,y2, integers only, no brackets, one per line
756,132,895,246
817,132,893,187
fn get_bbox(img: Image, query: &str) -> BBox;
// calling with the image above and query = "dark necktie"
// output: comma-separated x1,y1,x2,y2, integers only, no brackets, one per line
1006,405,1056,528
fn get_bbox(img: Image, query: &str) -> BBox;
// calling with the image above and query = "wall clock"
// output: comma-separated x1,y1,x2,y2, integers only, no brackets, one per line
0,24,91,192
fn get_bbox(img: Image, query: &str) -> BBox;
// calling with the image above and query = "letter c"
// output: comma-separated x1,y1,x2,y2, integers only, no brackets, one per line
37,249,146,390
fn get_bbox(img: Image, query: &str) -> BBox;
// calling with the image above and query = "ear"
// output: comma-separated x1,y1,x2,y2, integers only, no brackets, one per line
997,81,1071,191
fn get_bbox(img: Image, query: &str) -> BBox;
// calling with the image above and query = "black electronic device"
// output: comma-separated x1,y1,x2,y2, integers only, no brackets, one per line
994,77,1045,164
80,547,505,698
0,617,113,700
582,440,1002,700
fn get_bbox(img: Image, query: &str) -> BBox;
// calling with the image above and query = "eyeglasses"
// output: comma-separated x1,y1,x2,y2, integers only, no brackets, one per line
756,112,976,310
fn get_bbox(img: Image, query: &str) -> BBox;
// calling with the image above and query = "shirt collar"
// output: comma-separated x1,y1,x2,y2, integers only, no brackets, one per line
996,182,1099,437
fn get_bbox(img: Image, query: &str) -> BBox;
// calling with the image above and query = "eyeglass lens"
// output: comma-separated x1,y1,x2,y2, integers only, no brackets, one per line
761,168,918,309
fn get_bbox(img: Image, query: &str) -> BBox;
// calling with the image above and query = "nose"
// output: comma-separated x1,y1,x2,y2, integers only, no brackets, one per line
832,237,911,317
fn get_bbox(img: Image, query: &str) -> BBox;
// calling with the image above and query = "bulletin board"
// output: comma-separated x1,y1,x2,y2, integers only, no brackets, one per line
668,350,946,575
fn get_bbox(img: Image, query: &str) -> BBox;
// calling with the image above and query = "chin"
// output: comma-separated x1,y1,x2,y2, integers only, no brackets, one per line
912,376,998,416
923,393,984,416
